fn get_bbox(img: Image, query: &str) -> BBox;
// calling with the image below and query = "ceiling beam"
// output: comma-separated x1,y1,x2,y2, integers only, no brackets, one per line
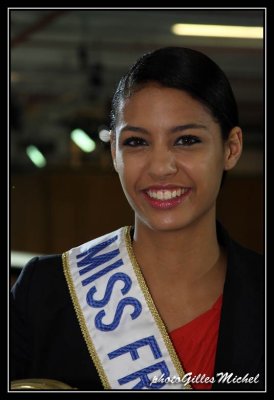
11,10,68,48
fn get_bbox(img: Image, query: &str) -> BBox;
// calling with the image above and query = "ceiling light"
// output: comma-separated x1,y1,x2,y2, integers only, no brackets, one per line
171,24,263,39
70,129,96,152
26,145,46,168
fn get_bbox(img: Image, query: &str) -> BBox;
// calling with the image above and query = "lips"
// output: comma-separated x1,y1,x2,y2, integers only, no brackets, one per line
142,185,191,210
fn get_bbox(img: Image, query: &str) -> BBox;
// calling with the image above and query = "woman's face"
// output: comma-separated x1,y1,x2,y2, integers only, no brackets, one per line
111,85,235,232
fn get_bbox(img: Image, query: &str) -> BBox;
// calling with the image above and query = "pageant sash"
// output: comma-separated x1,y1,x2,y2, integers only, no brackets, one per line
62,227,191,390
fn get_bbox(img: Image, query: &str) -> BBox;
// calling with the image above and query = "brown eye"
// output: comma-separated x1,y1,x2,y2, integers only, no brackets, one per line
123,137,148,147
175,135,201,146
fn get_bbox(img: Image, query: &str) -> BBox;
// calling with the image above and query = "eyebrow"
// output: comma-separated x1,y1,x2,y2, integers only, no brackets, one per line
120,123,208,134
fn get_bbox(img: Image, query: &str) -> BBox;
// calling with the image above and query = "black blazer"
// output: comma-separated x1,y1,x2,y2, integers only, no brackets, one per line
10,223,265,391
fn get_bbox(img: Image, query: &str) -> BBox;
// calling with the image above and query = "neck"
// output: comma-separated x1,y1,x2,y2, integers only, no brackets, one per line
132,214,221,284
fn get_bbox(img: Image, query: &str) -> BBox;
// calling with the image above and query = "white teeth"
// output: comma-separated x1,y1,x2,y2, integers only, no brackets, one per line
147,188,187,200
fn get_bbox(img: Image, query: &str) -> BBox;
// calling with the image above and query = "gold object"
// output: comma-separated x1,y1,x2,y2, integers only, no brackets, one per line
10,378,76,390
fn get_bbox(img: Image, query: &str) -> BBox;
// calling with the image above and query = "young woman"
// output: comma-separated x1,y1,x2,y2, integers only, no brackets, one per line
10,47,264,391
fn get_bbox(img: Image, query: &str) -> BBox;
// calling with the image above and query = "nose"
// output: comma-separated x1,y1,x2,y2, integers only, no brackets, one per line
147,147,177,180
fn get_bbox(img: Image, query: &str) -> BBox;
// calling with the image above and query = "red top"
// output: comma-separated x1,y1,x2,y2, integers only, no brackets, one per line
169,295,223,390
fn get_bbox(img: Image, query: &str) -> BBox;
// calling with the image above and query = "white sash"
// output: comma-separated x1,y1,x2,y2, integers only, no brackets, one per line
62,227,191,390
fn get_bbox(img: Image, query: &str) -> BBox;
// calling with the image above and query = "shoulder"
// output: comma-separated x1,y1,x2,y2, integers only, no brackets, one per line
28,254,62,269
11,254,68,308
229,239,264,284
13,254,63,286
223,238,265,323
217,221,264,286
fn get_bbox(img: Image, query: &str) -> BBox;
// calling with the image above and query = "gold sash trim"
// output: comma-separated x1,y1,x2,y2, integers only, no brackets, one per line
125,226,192,390
62,252,111,389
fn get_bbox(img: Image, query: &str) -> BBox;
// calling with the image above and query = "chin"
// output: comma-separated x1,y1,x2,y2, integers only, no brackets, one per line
138,214,193,233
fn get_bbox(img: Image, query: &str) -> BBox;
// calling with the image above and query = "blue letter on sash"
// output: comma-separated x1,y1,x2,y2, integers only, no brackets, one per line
95,297,142,331
76,235,124,287
108,336,170,389
117,361,170,389
77,236,119,274
81,259,123,287
108,336,162,360
86,272,132,308
76,235,119,267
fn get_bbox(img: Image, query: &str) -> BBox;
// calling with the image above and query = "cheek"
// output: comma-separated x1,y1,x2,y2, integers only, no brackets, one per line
115,152,138,191
179,148,224,186
199,152,225,195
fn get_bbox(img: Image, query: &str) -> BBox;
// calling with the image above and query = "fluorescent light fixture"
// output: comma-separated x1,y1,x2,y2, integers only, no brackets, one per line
26,145,47,168
171,24,263,39
70,129,96,152
11,250,43,268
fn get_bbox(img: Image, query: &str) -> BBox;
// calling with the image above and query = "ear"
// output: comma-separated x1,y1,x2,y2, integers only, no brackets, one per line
224,126,243,171
110,130,117,172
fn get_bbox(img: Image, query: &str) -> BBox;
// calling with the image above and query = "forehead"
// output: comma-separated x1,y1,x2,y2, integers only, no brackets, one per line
118,85,214,125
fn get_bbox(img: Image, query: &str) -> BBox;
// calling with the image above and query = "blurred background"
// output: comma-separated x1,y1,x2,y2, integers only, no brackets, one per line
10,8,265,281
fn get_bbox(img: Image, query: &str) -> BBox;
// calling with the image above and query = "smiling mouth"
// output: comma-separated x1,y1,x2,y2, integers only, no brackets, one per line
146,188,188,200
142,187,191,209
